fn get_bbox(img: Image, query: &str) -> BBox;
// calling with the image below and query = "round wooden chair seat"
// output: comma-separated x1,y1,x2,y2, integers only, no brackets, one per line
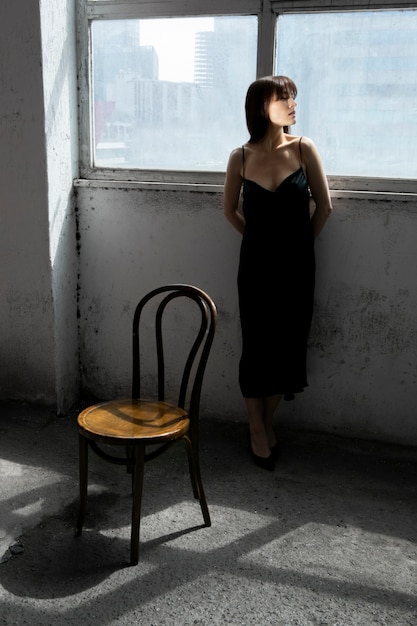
78,399,189,443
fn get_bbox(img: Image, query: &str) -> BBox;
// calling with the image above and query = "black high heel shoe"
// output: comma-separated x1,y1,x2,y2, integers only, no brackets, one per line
270,443,279,459
251,449,275,471
248,432,275,471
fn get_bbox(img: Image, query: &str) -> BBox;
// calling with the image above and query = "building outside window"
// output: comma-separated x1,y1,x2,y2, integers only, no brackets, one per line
91,16,257,172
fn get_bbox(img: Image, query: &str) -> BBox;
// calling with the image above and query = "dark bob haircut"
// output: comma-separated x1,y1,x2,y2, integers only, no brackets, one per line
245,75,297,143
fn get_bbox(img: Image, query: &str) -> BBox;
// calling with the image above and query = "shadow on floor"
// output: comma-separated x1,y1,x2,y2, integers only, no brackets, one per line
0,401,416,626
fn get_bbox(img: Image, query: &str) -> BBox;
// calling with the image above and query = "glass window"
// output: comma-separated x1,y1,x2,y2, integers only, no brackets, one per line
275,10,417,178
91,16,257,171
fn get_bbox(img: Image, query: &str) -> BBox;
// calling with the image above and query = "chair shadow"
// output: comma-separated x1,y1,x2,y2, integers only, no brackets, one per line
141,523,207,552
0,500,125,596
0,489,209,600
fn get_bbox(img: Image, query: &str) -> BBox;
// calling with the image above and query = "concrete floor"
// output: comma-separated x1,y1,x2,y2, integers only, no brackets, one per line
0,401,416,626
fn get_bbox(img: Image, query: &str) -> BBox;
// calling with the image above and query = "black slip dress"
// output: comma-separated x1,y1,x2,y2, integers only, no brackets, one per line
237,138,315,400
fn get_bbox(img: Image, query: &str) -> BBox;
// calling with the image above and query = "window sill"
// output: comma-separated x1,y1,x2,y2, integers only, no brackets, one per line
74,177,417,202
74,178,223,193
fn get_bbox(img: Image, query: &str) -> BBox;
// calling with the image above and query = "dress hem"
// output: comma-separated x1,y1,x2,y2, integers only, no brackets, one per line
241,385,308,401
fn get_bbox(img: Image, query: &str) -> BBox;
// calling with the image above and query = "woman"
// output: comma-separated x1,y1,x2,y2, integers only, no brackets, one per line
224,76,332,471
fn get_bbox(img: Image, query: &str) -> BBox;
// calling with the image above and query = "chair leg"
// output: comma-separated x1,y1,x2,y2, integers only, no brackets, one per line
194,464,211,528
130,444,145,565
76,434,89,536
184,438,211,528
184,438,200,499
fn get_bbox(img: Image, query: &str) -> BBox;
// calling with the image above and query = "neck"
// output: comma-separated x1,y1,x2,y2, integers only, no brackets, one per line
263,127,285,152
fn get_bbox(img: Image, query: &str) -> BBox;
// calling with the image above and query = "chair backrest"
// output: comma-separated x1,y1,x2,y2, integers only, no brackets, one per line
132,284,217,419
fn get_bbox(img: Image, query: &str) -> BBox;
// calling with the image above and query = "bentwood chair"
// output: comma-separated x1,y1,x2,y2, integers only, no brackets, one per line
76,284,217,564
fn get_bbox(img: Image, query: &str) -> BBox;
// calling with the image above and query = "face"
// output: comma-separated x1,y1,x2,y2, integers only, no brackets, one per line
267,94,297,128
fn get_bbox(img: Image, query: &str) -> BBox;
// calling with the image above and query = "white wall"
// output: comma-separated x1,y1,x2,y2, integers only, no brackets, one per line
40,0,79,412
76,186,237,400
0,1,78,410
284,194,417,443
76,185,417,446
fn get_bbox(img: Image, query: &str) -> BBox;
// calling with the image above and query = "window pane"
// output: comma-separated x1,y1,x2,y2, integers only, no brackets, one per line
275,10,417,178
91,16,257,170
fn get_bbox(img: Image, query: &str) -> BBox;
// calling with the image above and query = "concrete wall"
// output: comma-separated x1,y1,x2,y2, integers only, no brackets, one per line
0,0,78,410
76,184,417,446
293,194,417,443
40,0,79,412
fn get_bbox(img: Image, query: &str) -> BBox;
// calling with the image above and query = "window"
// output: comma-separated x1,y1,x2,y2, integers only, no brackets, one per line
275,10,417,179
91,16,257,171
78,1,417,189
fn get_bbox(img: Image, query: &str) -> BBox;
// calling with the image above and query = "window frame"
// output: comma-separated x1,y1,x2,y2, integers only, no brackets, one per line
77,0,417,193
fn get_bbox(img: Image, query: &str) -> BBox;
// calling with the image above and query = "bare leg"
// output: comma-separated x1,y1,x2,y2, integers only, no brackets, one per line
246,395,282,457
263,395,282,448
245,397,271,458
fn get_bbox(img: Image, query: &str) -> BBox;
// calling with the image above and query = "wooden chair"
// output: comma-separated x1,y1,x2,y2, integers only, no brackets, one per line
75,284,217,564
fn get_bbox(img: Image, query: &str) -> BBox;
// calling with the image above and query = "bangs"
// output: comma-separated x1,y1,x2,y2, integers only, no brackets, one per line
272,75,297,99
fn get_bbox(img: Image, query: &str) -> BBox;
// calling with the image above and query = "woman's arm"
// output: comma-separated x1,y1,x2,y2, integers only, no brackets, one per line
224,148,246,235
302,137,333,238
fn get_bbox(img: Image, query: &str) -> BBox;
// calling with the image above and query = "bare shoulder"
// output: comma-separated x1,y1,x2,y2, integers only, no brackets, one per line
227,145,245,173
229,145,244,158
299,135,319,155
